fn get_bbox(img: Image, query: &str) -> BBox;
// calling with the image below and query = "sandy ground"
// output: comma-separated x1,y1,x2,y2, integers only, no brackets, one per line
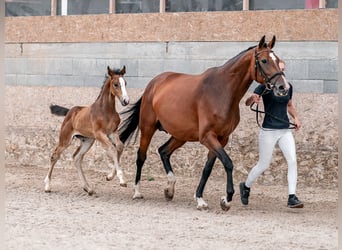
5,85,338,250
5,163,337,250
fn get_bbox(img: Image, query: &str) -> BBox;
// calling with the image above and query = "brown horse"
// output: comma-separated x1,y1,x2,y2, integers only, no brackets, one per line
45,66,129,195
119,35,289,210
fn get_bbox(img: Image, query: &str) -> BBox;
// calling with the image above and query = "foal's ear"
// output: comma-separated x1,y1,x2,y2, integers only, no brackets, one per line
107,66,113,76
258,35,266,49
120,65,126,75
268,35,276,49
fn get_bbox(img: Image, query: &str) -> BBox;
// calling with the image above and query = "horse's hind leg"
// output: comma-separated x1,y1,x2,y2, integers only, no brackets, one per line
133,124,157,199
107,131,127,187
158,137,185,201
73,138,95,195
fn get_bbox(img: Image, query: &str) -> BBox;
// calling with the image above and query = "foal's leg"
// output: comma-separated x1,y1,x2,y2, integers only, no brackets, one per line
44,142,70,192
107,131,127,187
73,137,95,195
95,132,127,187
158,136,185,201
194,151,217,210
44,122,74,192
201,133,234,211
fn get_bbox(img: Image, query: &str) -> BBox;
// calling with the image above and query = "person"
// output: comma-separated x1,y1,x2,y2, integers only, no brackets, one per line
240,61,304,208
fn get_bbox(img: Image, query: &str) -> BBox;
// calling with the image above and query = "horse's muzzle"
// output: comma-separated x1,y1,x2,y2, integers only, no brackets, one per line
274,85,288,96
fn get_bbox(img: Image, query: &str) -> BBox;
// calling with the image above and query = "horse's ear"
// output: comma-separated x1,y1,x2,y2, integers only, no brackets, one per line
121,65,126,75
258,35,266,49
268,35,276,49
107,66,113,76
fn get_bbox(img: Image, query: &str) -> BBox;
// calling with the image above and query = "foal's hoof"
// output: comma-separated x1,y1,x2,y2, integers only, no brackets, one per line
164,188,174,201
133,193,144,200
44,189,51,193
220,196,232,211
120,183,127,187
84,188,95,196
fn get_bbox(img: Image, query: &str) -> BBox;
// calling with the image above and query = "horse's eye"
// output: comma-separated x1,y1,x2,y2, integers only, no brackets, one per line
261,59,267,64
114,83,119,88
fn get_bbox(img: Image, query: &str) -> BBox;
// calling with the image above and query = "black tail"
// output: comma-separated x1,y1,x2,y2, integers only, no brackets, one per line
119,97,142,144
50,104,70,116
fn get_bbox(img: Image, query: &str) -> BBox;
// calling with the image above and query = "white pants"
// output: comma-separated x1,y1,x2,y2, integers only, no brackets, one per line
245,129,298,195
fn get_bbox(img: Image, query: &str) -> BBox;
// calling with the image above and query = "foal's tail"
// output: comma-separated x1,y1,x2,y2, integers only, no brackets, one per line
50,104,70,116
119,97,142,144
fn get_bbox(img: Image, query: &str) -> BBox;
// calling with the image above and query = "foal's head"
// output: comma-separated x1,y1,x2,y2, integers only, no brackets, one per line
253,35,289,96
107,66,130,106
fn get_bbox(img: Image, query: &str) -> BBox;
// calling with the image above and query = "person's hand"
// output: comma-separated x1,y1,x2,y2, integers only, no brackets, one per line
294,118,301,131
245,94,260,106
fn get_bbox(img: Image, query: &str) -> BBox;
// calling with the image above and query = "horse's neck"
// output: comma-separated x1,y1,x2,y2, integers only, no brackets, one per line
221,51,254,103
96,79,116,110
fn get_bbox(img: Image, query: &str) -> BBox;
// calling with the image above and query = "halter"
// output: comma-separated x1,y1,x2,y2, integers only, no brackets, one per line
254,49,285,90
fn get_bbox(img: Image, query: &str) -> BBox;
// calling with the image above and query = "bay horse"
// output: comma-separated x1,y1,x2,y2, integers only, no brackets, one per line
119,36,289,210
44,66,129,195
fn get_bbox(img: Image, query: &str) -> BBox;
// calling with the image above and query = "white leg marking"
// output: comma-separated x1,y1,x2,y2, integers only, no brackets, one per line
194,193,208,210
164,171,176,200
44,175,51,192
133,182,143,199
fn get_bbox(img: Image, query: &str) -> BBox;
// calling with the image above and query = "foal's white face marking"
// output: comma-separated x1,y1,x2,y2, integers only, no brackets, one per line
119,77,129,104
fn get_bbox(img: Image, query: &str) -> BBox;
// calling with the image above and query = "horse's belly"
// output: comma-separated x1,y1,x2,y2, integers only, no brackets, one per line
158,116,199,141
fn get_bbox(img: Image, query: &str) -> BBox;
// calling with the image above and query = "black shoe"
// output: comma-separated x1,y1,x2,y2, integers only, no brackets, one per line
287,195,304,208
239,182,250,205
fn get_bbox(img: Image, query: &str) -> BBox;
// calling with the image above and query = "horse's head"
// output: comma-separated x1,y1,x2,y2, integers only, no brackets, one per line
253,35,289,96
107,65,130,106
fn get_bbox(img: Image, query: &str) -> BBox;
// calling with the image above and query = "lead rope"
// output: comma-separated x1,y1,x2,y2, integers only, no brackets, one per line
250,103,297,130
249,88,297,130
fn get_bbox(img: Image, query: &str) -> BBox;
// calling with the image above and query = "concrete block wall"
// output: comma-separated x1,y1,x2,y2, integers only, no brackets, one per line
5,41,338,93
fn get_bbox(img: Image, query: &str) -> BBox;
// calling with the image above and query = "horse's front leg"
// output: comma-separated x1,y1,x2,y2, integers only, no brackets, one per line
201,133,234,211
216,147,234,211
106,132,126,187
194,151,216,210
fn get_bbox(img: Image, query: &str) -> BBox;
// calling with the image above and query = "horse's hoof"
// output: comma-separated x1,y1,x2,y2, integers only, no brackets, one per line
120,183,127,187
44,189,51,193
133,193,144,200
220,196,231,211
196,204,209,211
164,188,174,201
195,196,209,211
